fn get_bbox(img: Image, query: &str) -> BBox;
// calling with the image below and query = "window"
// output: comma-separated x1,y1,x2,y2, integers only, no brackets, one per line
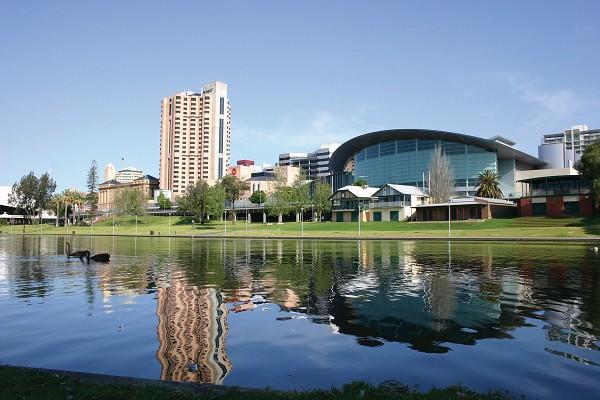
417,140,437,150
218,118,224,153
219,97,224,114
379,141,396,156
366,144,379,159
397,140,416,153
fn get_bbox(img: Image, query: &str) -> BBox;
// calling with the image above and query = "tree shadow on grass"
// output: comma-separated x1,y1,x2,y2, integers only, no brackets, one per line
581,215,600,236
174,216,217,230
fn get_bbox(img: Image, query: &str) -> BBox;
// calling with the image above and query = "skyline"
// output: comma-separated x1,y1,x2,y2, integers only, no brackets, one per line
1,1,599,190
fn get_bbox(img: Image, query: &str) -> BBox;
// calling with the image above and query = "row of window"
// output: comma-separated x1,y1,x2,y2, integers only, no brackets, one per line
355,140,491,161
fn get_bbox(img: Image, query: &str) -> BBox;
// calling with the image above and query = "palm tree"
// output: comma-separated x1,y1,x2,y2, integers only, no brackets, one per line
474,170,503,198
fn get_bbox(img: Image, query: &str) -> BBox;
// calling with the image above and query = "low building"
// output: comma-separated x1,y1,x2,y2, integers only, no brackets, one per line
414,197,517,221
98,175,159,213
369,184,429,221
516,168,593,217
227,160,256,181
243,165,301,199
330,185,380,222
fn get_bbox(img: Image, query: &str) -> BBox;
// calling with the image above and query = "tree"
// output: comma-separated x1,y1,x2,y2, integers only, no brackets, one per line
353,178,368,188
249,190,267,205
9,171,56,223
576,140,600,210
265,186,293,222
265,167,293,223
54,189,86,225
428,146,455,203
157,192,172,210
313,181,332,222
221,175,249,222
474,170,503,198
207,183,226,221
114,188,146,216
288,170,310,221
178,180,210,224
86,160,99,216
9,172,38,222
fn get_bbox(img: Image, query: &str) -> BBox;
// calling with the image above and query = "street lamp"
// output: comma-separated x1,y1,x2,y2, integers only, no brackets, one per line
448,198,454,238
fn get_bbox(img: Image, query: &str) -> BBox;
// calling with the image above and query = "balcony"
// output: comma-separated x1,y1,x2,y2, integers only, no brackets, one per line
368,201,410,208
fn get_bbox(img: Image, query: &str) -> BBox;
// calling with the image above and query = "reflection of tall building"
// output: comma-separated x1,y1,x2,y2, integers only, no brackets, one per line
156,283,231,384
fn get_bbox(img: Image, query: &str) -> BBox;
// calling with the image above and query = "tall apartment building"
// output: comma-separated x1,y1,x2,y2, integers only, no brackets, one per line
539,124,600,168
278,143,340,179
159,81,231,197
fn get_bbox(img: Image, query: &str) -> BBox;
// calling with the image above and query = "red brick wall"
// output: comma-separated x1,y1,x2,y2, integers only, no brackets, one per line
547,196,564,217
519,198,532,217
580,195,594,216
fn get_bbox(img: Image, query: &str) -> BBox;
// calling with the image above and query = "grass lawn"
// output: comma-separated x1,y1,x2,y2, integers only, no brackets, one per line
2,215,599,238
0,365,512,400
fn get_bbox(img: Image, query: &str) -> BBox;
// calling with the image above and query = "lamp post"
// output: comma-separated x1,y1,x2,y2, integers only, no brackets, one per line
448,198,453,238
358,201,361,238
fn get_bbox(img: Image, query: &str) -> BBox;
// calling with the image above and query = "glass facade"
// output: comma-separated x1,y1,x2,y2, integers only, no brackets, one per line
353,139,497,189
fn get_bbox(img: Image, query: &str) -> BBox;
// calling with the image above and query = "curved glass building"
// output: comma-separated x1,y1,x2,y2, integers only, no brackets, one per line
329,129,545,197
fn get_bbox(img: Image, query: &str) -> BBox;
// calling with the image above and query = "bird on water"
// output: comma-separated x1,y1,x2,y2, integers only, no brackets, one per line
79,250,110,263
66,242,86,259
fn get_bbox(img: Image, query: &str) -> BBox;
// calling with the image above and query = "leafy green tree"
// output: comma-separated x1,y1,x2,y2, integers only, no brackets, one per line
221,175,249,222
207,183,226,221
576,140,600,210
178,180,210,224
313,181,332,222
54,189,86,225
86,160,99,215
9,172,38,222
429,146,455,203
249,190,267,205
9,171,56,223
288,170,310,220
474,170,503,198
157,192,172,210
353,178,368,188
265,186,293,222
115,188,146,216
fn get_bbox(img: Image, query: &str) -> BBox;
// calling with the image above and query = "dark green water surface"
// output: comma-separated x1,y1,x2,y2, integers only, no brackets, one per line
1,235,599,398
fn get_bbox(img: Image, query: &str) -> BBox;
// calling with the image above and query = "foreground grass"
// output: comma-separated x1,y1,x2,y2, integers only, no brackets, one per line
3,215,600,238
0,366,512,400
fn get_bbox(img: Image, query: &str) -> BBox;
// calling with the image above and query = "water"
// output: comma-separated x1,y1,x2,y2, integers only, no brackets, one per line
1,235,599,399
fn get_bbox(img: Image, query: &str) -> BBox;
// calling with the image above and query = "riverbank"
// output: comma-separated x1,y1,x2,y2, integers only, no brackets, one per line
0,365,512,399
2,215,599,240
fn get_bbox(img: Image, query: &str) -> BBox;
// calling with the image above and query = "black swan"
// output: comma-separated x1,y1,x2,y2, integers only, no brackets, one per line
66,242,86,259
80,250,110,263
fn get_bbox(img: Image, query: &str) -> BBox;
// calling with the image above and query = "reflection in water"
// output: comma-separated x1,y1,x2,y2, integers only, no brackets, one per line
1,236,600,399
156,283,231,384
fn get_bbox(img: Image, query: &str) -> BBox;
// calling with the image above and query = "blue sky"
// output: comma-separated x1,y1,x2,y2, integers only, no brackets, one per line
1,1,599,190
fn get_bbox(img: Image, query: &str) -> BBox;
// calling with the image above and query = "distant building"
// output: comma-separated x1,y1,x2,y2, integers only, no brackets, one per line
104,163,116,182
278,143,340,179
243,165,301,199
226,160,256,181
98,175,159,213
159,81,231,197
115,166,143,184
328,129,545,197
540,125,600,167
